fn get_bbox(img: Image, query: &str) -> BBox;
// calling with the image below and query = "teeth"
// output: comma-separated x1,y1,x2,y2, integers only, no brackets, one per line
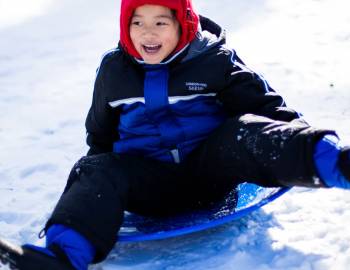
144,45,160,48
143,44,161,54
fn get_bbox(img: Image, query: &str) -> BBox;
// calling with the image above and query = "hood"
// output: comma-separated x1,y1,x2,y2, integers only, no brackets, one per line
120,0,199,59
180,15,226,63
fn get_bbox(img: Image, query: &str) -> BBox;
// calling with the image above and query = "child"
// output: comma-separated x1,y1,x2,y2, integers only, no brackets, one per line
1,0,350,269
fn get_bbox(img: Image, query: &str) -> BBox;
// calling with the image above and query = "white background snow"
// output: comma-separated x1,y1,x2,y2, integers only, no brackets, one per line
1,0,350,269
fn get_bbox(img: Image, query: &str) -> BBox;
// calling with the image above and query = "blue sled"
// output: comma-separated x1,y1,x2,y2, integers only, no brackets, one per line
118,183,291,242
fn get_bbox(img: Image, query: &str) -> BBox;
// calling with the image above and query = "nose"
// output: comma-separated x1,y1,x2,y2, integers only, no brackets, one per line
141,25,157,38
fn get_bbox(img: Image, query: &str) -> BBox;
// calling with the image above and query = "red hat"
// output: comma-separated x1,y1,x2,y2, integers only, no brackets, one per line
120,0,199,59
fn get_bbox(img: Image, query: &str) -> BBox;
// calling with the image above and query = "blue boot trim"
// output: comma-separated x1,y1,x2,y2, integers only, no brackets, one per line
314,135,350,189
46,224,96,270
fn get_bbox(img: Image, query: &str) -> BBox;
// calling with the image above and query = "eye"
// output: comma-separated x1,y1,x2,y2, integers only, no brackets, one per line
156,21,169,26
131,20,142,26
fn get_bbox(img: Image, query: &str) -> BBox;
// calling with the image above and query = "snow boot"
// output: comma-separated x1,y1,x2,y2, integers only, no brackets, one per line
339,147,350,181
0,238,75,270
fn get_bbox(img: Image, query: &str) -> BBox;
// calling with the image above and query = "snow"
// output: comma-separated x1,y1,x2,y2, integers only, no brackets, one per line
0,0,56,29
0,0,350,269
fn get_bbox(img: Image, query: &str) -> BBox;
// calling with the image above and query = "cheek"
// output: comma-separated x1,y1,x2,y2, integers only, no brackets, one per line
165,30,180,48
129,29,139,46
171,36,180,50
172,28,181,47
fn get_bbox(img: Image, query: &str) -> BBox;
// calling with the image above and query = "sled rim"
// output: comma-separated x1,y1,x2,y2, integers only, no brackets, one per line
117,186,291,242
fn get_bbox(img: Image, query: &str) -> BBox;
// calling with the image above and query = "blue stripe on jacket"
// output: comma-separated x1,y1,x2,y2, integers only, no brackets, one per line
113,65,227,163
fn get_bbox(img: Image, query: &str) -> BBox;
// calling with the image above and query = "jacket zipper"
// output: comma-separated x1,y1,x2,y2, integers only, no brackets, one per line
170,149,181,164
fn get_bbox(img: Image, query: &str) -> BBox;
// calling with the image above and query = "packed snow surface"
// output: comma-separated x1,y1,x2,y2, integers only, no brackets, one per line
0,0,350,269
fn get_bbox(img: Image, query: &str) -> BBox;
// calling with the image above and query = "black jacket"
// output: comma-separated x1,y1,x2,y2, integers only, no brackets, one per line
85,16,302,161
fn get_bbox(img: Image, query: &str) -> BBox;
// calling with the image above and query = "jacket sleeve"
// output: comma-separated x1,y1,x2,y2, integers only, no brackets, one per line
85,65,120,156
217,50,303,122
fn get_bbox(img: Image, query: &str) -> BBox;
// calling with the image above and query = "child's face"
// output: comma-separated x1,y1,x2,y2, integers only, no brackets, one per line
130,5,180,64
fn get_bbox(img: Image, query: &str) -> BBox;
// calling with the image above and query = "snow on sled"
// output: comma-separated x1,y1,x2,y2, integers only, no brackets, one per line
118,183,290,242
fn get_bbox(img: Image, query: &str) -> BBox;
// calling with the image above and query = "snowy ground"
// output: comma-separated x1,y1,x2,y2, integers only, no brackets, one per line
0,0,350,269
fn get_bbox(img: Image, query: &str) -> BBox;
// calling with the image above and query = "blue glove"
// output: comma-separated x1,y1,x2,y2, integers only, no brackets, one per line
314,135,350,189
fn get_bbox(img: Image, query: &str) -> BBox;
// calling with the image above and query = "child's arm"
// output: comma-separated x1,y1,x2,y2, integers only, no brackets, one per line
85,65,120,156
217,52,303,123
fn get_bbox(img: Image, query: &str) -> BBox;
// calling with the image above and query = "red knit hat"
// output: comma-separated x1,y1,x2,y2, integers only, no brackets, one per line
120,0,199,59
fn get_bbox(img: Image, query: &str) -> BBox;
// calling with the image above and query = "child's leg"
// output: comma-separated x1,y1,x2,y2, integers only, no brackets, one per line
8,152,203,269
40,153,201,266
187,113,342,188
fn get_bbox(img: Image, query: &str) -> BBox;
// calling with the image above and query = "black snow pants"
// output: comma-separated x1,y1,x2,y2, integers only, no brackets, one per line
44,114,334,262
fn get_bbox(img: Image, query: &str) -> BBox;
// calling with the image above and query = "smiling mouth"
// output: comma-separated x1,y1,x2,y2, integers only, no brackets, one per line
142,44,162,54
